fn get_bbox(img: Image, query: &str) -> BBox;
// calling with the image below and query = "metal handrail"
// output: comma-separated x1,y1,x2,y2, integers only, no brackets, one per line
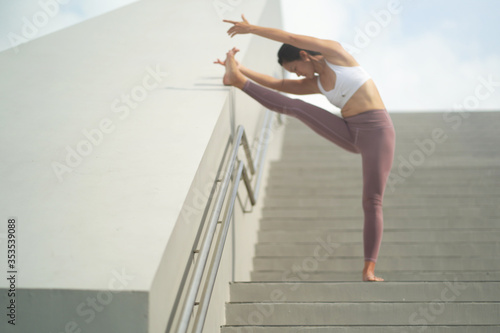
193,160,244,333
175,110,279,333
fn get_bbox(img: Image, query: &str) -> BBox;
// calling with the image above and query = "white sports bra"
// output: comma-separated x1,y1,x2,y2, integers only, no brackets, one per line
317,60,371,109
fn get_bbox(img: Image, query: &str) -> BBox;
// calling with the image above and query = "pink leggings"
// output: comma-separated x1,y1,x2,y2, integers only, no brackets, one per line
243,80,395,262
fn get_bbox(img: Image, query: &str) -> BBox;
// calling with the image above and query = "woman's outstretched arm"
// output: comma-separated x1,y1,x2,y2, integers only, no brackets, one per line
214,48,319,95
224,14,345,57
241,65,319,95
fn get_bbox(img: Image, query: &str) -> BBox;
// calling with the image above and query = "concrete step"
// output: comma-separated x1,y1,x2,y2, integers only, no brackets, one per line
267,163,500,172
282,136,500,145
268,164,499,174
278,138,500,147
271,146,500,155
225,302,500,326
261,206,500,218
259,218,500,230
257,229,500,243
253,257,500,272
269,165,500,174
274,149,499,155
266,177,500,187
281,132,500,143
263,196,500,208
281,136,500,146
221,325,500,333
266,175,499,187
250,270,500,282
255,242,500,257
260,215,499,225
265,184,500,195
264,184,499,195
282,135,500,144
229,281,500,302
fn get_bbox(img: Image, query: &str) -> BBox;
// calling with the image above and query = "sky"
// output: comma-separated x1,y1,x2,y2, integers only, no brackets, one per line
280,0,500,112
0,0,499,112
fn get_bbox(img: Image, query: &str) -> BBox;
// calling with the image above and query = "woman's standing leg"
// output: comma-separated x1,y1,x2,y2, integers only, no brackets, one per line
352,116,396,281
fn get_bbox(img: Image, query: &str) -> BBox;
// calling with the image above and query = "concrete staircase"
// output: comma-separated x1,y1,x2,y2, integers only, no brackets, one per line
221,112,500,332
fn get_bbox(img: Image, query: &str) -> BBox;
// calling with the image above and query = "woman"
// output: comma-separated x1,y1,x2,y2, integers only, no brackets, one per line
216,15,395,282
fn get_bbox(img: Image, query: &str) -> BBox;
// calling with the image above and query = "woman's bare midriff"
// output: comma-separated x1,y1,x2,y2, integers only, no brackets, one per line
340,79,386,118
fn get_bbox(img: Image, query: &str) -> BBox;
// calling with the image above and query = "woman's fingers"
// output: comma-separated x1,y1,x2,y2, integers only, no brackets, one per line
223,15,247,25
223,14,250,37
224,20,239,36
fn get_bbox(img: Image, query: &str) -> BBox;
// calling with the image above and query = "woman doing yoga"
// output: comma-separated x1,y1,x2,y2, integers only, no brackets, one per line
216,15,395,282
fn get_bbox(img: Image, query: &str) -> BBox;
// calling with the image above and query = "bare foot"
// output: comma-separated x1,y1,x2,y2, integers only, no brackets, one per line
362,261,384,282
215,48,247,89
363,274,384,282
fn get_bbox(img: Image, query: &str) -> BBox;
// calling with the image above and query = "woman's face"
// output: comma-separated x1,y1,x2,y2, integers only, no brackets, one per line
283,59,315,79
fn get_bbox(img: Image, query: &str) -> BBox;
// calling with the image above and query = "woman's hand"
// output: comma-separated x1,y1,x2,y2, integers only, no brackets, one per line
224,14,252,37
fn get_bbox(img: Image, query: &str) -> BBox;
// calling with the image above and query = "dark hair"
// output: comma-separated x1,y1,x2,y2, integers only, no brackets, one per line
277,44,322,65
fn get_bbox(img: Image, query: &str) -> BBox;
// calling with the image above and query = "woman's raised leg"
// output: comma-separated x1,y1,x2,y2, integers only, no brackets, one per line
242,81,360,153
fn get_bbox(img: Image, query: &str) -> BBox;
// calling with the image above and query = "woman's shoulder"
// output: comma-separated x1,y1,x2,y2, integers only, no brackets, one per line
322,43,359,67
324,56,359,68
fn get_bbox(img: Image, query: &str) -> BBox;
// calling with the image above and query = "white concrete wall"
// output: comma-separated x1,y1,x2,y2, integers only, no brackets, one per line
0,0,284,332
158,2,285,332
